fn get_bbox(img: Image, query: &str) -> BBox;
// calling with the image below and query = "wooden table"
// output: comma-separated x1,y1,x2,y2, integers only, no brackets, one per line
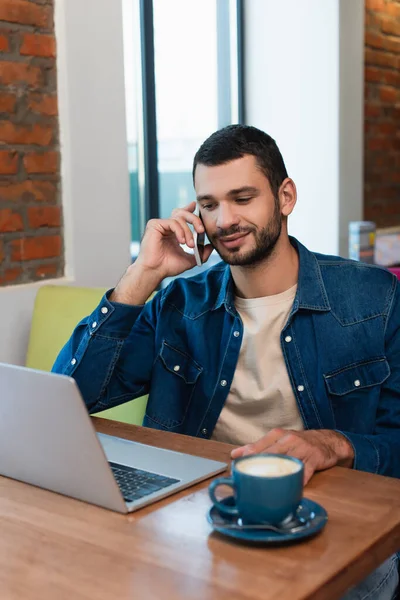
0,418,399,600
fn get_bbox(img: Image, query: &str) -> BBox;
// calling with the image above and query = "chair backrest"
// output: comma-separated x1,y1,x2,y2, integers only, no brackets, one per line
26,285,148,425
26,285,107,372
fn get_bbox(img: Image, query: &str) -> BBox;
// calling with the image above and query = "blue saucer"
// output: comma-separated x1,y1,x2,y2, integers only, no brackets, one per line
207,496,328,544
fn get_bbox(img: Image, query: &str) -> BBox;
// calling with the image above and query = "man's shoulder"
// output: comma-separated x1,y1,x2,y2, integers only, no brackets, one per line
160,262,229,317
315,250,395,284
313,250,398,316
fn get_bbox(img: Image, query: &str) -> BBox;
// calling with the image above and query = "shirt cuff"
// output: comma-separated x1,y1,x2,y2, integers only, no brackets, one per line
335,430,380,474
88,289,145,337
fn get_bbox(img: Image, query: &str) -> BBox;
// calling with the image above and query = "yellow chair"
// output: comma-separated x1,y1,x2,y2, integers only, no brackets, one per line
26,285,148,425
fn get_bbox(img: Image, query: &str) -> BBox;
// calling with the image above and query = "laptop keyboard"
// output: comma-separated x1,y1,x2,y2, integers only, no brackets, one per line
109,461,180,503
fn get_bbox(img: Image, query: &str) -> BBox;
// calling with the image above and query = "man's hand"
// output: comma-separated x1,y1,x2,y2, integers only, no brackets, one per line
231,429,355,485
111,201,213,305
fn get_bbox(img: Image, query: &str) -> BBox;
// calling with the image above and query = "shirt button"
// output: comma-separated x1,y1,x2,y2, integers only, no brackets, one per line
173,365,180,372
233,331,240,337
285,335,292,343
91,321,97,328
220,380,227,387
71,358,77,366
297,385,304,392
354,379,361,387
201,428,208,436
101,307,108,314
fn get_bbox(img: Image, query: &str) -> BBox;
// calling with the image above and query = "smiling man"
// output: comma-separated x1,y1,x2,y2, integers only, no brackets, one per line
53,125,399,599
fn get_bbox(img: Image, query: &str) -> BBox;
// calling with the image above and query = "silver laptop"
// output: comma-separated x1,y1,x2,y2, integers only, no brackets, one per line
0,363,227,513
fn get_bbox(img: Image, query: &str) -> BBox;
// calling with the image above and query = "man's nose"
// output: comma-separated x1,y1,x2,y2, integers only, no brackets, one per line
216,204,240,231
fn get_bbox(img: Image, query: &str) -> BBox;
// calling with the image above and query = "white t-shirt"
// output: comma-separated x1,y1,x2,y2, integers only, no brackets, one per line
211,284,304,445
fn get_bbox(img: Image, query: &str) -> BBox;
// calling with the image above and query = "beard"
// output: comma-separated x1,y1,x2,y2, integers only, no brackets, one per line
208,200,282,267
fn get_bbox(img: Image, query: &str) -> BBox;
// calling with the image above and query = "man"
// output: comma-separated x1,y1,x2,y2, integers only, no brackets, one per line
53,125,399,599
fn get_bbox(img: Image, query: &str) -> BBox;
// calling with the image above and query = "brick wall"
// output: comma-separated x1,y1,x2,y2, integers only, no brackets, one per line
364,0,400,228
0,0,62,287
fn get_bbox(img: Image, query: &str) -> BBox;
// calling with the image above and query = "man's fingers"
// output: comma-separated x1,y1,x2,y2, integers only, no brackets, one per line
162,219,189,246
230,429,287,459
303,462,315,486
171,217,196,248
245,429,287,455
231,444,251,459
171,208,204,234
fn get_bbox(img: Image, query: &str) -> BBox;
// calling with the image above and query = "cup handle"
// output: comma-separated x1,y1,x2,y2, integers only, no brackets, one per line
208,477,239,516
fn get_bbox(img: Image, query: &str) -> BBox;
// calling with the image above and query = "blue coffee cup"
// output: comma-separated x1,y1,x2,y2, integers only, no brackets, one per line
208,454,304,525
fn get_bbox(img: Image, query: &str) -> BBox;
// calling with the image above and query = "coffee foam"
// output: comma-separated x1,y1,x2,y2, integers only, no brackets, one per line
236,456,301,477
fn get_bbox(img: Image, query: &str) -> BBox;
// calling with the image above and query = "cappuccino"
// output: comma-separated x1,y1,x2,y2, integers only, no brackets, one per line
236,456,301,477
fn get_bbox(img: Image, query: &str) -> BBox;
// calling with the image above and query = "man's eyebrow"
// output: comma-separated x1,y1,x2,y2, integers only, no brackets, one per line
197,186,258,202
228,186,258,196
197,194,214,202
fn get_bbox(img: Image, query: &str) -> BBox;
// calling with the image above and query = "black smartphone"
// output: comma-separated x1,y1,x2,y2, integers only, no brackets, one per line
193,209,205,266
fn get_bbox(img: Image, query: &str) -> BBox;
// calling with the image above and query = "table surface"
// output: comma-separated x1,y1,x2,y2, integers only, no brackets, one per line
0,417,399,600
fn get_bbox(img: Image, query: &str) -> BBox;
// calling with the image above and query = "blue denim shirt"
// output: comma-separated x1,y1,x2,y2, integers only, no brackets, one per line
53,238,400,477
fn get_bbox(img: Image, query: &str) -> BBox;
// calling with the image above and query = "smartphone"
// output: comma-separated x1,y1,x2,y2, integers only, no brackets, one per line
193,208,205,267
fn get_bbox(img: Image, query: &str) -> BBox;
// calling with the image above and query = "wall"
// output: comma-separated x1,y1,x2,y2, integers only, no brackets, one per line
364,0,400,227
0,0,132,365
244,0,364,257
0,0,62,286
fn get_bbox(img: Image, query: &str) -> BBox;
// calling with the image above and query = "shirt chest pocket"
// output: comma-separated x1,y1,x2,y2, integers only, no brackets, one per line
147,341,203,429
159,342,202,384
323,358,390,431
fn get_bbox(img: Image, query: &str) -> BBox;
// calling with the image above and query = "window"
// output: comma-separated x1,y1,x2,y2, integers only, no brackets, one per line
122,0,244,266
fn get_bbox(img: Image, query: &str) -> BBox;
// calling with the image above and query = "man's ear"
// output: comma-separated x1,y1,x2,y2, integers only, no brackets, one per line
279,178,297,217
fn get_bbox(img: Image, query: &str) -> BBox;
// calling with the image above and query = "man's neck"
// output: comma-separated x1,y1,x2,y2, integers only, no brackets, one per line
230,235,299,299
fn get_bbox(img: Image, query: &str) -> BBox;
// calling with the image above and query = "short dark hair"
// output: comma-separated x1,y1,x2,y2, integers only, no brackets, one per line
192,124,288,198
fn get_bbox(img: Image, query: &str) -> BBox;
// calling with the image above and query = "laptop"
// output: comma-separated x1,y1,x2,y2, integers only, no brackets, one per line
0,363,227,513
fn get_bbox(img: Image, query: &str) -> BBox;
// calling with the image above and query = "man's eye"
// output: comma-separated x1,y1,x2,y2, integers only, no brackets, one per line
236,197,252,203
202,204,215,211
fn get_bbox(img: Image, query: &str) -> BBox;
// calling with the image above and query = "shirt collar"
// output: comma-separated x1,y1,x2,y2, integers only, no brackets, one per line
211,237,331,313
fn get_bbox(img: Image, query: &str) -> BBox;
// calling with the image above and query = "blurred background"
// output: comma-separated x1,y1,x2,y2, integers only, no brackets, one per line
0,0,399,363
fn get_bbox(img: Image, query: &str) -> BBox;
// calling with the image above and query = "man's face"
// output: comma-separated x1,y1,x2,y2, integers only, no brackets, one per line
194,155,282,266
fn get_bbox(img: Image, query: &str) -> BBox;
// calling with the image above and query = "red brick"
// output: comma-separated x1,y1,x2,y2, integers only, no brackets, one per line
0,208,24,232
0,268,23,285
377,122,398,135
365,104,381,118
20,33,55,58
0,241,4,264
0,151,18,174
379,86,398,104
365,0,385,10
365,32,385,50
0,33,9,52
380,18,400,37
28,93,58,116
0,92,16,113
371,155,389,169
384,38,400,54
0,181,56,203
0,1,51,28
365,49,398,69
368,138,392,151
381,70,400,87
10,235,61,261
35,263,58,278
386,4,400,18
0,61,41,87
23,151,58,174
0,122,52,146
28,206,61,228
365,12,381,30
365,66,381,82
378,187,398,200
